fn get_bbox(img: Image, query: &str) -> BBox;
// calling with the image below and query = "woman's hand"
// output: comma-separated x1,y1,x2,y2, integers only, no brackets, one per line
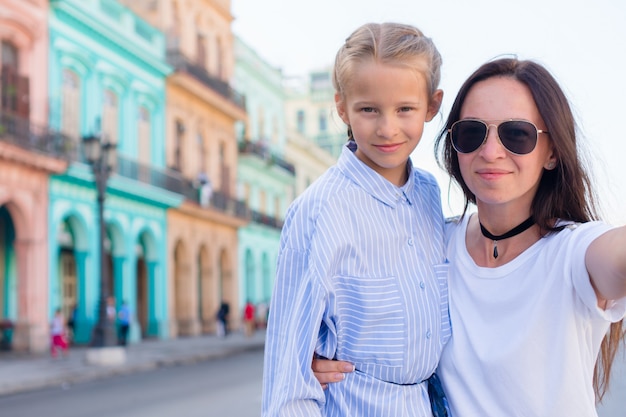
312,356,355,390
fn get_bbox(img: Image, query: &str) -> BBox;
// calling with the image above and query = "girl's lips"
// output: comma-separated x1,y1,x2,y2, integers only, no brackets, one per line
375,143,403,153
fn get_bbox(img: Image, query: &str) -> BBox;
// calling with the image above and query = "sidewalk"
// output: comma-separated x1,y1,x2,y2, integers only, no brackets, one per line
0,330,265,397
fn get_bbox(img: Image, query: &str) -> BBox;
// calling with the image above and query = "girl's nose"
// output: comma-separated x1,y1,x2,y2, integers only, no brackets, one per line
376,116,399,139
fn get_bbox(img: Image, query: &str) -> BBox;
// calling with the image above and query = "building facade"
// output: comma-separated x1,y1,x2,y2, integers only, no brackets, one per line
0,0,72,353
120,0,249,337
48,0,180,346
284,69,346,159
233,37,295,314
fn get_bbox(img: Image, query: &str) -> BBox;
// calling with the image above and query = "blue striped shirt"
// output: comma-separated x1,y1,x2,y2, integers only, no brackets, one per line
262,142,450,417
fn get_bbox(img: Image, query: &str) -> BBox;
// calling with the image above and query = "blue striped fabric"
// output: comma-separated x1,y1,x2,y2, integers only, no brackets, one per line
262,142,451,417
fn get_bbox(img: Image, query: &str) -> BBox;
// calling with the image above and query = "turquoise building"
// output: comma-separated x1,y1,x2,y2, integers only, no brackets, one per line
233,37,295,312
47,0,181,344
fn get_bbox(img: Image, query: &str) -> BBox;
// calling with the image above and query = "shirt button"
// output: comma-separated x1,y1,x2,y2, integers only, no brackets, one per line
426,330,432,339
408,238,414,246
420,282,425,289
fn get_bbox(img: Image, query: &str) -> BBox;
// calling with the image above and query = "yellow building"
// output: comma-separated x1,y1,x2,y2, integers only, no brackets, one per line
119,0,248,337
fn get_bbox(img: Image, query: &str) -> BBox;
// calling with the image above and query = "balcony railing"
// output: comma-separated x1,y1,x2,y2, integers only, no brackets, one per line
112,156,250,220
238,140,295,175
251,209,284,230
0,110,76,160
166,49,246,110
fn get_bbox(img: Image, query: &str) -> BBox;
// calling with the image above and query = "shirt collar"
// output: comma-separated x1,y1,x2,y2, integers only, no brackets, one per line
337,141,414,208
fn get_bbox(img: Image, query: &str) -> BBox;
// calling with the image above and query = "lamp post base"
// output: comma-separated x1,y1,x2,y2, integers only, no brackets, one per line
85,346,127,366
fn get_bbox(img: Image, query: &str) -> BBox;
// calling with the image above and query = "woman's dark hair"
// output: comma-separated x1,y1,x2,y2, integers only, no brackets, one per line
434,57,623,400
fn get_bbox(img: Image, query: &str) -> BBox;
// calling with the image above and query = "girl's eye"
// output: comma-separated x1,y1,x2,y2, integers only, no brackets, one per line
361,107,375,113
399,106,413,112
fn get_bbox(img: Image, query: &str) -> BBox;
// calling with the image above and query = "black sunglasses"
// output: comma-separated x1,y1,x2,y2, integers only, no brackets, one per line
449,119,549,155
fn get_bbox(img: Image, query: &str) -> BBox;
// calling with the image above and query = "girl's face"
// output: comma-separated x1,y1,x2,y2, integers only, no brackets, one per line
457,76,556,213
335,60,442,186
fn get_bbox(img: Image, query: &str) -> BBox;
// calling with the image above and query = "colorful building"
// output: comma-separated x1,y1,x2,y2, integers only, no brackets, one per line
47,0,180,346
119,0,249,336
284,69,346,159
0,0,73,353
233,36,295,312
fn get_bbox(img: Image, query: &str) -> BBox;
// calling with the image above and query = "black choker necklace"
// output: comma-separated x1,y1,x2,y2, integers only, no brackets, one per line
479,216,535,259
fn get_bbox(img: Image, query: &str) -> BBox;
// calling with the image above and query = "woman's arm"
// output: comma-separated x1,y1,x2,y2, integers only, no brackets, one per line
586,225,626,303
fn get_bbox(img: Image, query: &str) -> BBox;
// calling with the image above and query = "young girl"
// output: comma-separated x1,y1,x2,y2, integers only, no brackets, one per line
313,58,626,416
262,22,448,416
50,308,69,358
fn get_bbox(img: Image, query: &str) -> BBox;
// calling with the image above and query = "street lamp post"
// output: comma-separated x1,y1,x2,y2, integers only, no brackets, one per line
83,134,117,348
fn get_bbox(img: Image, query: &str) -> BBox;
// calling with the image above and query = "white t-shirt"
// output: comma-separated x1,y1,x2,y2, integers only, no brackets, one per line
439,215,626,417
51,315,65,336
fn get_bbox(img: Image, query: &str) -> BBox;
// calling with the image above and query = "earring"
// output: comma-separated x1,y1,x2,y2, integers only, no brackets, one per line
547,161,556,170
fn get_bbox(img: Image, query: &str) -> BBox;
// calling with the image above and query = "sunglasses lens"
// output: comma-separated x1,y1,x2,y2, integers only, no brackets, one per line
498,121,538,154
451,120,487,153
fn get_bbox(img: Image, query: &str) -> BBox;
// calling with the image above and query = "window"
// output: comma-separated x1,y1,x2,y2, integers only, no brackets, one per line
257,106,265,141
0,42,24,115
197,132,206,173
173,120,185,171
1,42,17,68
61,69,81,138
296,109,305,134
137,106,151,164
318,109,327,132
196,33,206,68
274,196,281,218
102,89,119,143
259,190,266,214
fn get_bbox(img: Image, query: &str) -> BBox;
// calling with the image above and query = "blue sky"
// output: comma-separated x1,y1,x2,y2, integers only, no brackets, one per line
232,0,626,224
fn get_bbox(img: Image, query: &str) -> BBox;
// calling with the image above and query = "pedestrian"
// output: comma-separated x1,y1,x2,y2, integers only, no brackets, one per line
243,300,255,337
216,302,229,338
312,58,626,416
117,301,131,346
50,308,69,358
106,296,116,322
262,22,448,417
66,303,78,344
256,301,268,329
196,172,213,208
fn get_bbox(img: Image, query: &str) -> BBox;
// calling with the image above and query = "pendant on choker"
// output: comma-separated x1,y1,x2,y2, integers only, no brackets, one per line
479,216,535,259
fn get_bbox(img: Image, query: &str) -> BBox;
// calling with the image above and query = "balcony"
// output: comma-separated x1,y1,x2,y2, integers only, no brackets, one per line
238,140,295,175
166,49,246,110
250,209,284,230
0,110,76,160
110,156,250,220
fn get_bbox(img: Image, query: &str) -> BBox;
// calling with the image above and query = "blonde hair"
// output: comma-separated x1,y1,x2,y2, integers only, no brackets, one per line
332,22,442,102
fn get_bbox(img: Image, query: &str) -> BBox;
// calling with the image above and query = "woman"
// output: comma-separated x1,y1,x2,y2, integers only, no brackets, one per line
313,58,626,416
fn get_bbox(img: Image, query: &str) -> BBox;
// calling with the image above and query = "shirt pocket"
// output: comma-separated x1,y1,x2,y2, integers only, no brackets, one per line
333,274,406,366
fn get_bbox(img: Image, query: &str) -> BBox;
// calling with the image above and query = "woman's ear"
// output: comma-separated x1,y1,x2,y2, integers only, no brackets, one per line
425,89,444,122
544,145,558,170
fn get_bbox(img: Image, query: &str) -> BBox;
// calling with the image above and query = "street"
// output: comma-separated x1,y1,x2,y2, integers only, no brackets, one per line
0,347,624,416
0,350,264,417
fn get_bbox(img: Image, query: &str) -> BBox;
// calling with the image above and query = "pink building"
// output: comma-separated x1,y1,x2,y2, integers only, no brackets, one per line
0,0,70,352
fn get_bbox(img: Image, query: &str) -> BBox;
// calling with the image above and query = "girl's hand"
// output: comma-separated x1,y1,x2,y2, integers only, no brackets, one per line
312,356,355,390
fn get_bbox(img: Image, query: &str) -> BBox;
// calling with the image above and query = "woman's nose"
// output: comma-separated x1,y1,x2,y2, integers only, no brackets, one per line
478,124,507,159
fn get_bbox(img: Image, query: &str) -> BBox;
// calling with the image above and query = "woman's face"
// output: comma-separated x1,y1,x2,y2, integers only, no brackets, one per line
456,76,556,213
